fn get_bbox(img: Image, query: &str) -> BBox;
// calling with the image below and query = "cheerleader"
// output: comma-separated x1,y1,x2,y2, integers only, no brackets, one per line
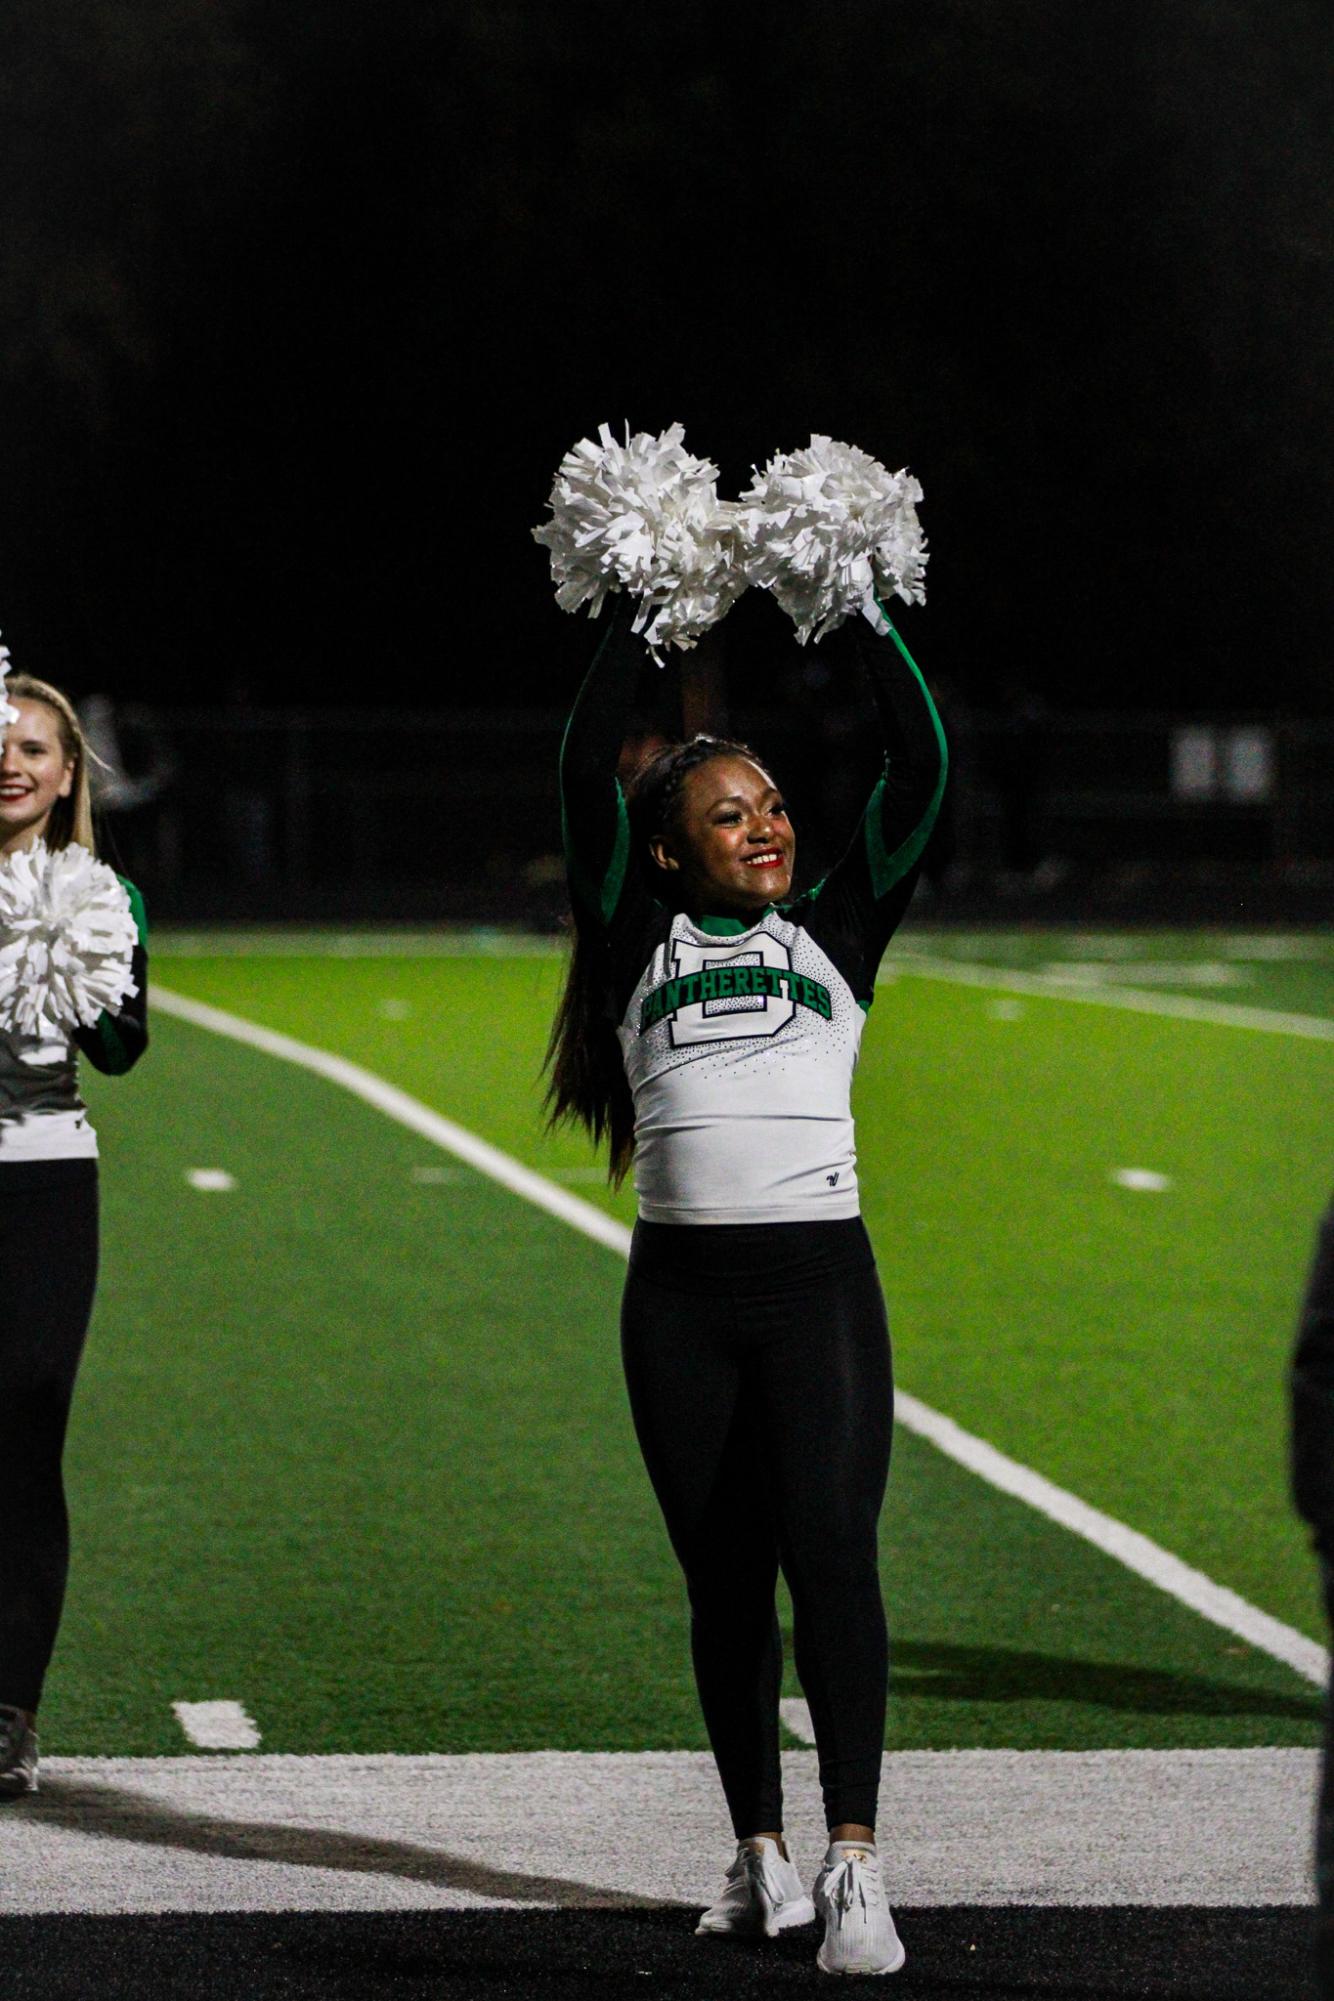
547,595,946,1976
1292,1194,1334,1995
0,675,147,1795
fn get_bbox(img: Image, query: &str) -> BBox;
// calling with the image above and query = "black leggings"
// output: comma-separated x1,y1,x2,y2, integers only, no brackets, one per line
0,1159,99,1713
621,1216,893,1837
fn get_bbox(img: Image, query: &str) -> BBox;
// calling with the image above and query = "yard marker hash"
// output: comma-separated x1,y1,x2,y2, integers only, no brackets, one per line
172,1700,261,1750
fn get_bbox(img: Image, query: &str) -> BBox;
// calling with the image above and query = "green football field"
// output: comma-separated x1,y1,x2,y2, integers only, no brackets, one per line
55,926,1332,1763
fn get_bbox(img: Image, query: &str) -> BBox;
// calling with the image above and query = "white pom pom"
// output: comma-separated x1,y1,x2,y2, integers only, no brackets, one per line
532,422,745,657
736,436,928,644
0,841,139,1041
0,637,18,729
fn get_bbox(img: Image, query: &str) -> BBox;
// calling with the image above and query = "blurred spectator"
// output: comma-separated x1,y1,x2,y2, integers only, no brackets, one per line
218,674,279,894
77,693,175,886
1291,1193,1334,1998
982,673,1062,890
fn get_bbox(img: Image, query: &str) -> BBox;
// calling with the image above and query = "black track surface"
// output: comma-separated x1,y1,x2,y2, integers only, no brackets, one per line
0,1908,1320,2001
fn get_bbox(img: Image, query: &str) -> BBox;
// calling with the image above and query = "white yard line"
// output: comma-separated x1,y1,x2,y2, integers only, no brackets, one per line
883,953,1334,1041
10,1748,1317,1911
156,930,564,959
779,1698,817,1745
155,987,630,1259
895,1396,1325,1685
153,984,1330,1689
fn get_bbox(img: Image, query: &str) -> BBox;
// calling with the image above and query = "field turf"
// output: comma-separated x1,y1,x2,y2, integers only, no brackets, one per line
58,927,1331,1766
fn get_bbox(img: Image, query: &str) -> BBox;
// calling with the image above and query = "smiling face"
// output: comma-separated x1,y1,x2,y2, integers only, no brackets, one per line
650,753,796,916
0,698,75,855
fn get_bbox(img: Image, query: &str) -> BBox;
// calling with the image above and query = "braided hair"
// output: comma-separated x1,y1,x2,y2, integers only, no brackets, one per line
545,732,773,1184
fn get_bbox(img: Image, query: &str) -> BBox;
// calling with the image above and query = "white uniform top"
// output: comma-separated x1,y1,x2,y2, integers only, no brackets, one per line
618,910,865,1226
0,1026,99,1158
0,869,147,1161
561,596,948,1228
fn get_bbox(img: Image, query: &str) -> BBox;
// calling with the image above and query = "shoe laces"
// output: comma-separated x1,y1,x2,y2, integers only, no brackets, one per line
826,1849,883,1918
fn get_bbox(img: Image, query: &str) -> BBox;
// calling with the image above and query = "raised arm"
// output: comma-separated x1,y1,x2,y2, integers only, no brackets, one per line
74,877,148,1075
794,605,948,1002
558,593,650,929
856,604,948,890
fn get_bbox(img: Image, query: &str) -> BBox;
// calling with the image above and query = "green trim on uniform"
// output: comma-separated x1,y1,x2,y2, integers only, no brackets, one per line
559,777,631,928
82,874,146,1074
598,784,631,926
695,913,762,937
119,875,148,949
863,618,949,899
91,1012,131,1073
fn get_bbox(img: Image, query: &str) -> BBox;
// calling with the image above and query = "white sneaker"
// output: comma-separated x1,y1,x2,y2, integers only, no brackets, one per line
813,1841,905,1975
0,1706,38,1797
696,1836,817,1937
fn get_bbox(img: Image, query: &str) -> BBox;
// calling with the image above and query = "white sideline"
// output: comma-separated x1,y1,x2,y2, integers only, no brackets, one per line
6,1748,1317,1912
895,1397,1325,1685
153,985,1330,1689
882,952,1334,1041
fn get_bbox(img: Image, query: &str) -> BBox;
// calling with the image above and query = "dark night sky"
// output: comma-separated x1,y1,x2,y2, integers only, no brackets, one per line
0,0,1330,714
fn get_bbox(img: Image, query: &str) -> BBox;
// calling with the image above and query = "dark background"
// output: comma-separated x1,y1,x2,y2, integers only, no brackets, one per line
0,0,1330,719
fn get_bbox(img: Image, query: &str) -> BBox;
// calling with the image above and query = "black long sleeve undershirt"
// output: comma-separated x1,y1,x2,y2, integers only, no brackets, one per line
558,593,646,930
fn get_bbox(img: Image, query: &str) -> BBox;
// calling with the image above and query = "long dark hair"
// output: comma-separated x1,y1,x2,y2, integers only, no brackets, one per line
544,731,769,1184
